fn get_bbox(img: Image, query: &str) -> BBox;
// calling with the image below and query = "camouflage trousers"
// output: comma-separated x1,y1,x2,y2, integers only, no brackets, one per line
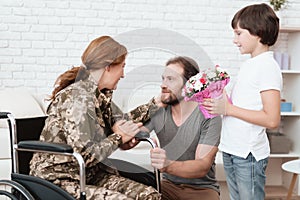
59,173,161,200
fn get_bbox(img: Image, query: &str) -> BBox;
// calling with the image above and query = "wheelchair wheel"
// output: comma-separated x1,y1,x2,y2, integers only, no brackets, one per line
0,179,34,200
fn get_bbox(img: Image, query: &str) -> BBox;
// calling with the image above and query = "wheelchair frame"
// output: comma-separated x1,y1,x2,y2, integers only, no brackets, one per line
0,112,86,199
0,112,160,200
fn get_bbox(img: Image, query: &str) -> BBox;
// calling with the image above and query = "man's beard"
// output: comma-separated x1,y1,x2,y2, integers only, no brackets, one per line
161,92,184,105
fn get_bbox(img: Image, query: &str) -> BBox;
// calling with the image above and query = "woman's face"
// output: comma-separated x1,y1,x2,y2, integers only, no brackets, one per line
107,60,125,90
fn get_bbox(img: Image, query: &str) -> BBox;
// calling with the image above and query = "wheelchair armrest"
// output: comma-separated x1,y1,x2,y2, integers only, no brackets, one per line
18,141,74,154
17,141,86,198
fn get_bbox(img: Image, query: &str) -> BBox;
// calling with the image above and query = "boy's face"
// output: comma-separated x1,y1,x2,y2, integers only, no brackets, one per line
160,63,185,105
233,24,262,57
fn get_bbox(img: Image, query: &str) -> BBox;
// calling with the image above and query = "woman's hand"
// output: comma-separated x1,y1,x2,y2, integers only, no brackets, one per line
112,120,142,144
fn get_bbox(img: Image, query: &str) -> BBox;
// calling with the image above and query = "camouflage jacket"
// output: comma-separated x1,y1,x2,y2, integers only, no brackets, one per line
29,74,158,183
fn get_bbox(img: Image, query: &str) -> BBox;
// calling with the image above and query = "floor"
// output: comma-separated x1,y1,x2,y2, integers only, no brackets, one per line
220,181,230,200
110,145,300,200
220,181,300,200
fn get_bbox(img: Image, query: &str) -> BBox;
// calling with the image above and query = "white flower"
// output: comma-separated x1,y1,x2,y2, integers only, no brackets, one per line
194,79,203,90
216,66,225,73
207,70,216,79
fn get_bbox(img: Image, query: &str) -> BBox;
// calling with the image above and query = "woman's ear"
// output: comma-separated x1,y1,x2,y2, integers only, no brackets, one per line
105,65,110,72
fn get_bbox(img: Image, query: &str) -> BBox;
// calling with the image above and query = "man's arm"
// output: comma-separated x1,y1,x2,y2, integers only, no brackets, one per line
150,144,218,179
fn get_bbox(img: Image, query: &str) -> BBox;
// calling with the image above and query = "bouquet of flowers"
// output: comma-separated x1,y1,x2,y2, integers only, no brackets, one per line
182,65,230,118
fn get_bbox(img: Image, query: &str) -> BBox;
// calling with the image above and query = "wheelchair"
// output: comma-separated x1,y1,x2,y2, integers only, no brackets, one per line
0,112,160,200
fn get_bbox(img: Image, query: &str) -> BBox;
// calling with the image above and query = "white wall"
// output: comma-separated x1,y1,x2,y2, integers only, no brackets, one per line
1,0,299,107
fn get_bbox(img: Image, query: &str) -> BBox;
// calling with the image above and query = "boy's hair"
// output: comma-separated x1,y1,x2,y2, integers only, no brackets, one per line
166,56,199,83
231,3,279,46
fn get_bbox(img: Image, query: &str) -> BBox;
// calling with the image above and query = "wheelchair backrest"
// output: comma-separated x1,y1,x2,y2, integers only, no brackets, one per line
9,116,47,175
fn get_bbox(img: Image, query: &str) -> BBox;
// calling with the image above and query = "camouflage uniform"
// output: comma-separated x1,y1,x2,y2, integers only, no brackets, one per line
30,74,161,200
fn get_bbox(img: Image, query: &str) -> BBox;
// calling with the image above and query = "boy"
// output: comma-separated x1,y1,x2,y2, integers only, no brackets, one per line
203,3,282,200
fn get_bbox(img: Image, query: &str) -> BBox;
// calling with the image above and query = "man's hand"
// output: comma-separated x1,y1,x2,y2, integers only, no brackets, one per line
150,147,171,172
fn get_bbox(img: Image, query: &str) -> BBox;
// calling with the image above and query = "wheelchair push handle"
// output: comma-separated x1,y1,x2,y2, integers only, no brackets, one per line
0,112,11,119
134,131,150,140
134,131,157,148
134,131,161,192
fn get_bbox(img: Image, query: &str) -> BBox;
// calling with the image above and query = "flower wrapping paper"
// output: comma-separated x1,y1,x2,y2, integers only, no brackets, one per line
182,65,230,118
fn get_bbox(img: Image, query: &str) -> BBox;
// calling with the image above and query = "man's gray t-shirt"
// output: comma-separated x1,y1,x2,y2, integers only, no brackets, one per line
145,106,222,193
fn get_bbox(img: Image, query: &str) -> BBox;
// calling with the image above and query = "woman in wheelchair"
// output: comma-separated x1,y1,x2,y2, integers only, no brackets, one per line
29,36,161,200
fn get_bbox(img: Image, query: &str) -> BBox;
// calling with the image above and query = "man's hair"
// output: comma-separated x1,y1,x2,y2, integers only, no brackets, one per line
231,3,279,46
166,56,199,82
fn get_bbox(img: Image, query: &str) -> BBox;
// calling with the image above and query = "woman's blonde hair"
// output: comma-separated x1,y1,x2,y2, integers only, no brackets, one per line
50,36,127,100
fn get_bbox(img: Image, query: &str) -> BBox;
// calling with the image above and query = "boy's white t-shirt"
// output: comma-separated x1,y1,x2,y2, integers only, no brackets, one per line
219,51,283,161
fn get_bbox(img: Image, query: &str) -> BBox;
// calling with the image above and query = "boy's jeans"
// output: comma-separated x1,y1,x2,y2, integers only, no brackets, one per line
223,152,268,200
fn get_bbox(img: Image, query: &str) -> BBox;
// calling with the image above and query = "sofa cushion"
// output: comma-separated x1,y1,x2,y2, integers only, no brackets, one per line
0,88,46,128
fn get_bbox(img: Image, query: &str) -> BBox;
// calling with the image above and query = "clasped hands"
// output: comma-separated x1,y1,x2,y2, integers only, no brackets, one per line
112,120,142,149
